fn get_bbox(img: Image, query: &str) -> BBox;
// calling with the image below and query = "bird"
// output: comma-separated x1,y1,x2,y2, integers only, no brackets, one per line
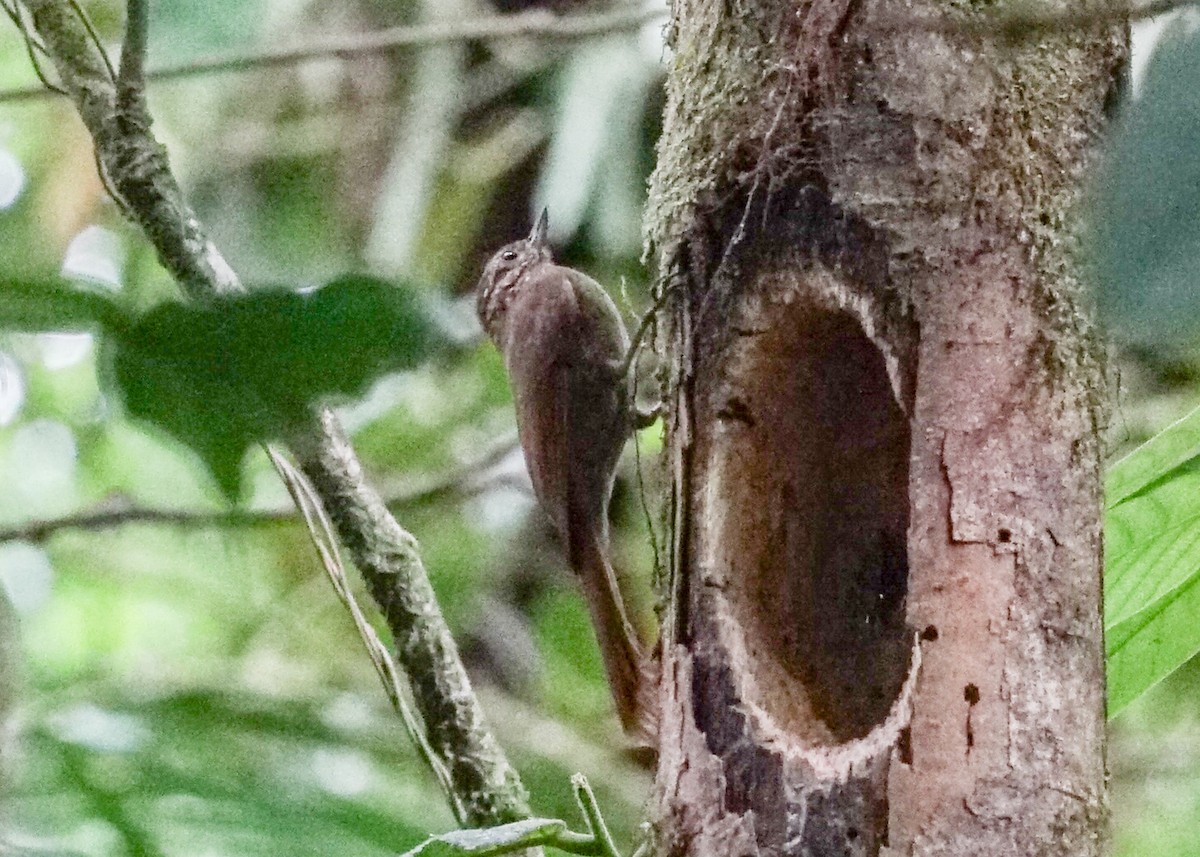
476,210,656,743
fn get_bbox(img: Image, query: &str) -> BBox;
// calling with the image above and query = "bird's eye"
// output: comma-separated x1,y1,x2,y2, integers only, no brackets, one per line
501,250,518,261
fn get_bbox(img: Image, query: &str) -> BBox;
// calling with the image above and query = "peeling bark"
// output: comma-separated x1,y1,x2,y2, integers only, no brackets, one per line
645,0,1124,854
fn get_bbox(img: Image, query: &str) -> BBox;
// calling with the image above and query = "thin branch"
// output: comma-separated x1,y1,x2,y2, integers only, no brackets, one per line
4,1,53,61
0,435,523,545
25,0,531,829
65,0,116,83
287,411,534,826
115,0,145,104
618,284,675,383
16,25,65,95
25,1,238,296
571,774,623,857
63,0,127,211
0,5,665,104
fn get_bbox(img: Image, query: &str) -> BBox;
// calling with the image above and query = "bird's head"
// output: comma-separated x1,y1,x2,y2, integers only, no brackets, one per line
476,208,552,340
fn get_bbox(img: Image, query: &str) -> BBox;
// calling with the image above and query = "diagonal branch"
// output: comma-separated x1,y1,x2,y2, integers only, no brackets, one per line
24,0,235,297
266,445,467,824
23,0,531,829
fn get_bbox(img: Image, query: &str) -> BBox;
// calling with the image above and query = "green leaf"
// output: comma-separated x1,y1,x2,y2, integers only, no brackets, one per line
1105,405,1200,716
1106,574,1200,717
400,819,570,857
1091,20,1200,346
0,280,127,334
110,275,441,499
1107,403,1200,508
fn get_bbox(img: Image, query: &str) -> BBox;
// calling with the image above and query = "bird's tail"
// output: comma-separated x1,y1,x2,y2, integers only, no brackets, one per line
574,531,658,746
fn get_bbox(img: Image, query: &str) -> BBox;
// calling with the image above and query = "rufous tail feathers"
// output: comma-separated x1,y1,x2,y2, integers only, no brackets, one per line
575,534,658,746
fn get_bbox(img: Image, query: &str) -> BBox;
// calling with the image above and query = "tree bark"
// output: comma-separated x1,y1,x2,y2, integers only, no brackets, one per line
644,0,1125,854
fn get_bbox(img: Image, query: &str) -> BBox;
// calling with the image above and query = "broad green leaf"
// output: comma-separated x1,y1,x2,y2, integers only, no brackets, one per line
400,819,570,857
110,275,441,498
1091,20,1200,346
1105,412,1200,716
1106,403,1200,506
0,281,126,334
1106,566,1200,716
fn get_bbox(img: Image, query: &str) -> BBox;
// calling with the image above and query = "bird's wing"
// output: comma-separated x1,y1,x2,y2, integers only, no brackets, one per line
503,269,581,542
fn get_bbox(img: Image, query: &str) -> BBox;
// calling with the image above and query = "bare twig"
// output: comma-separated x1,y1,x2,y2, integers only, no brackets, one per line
0,434,522,544
571,774,623,857
618,286,672,384
115,0,145,100
61,0,128,210
24,1,238,296
65,0,116,82
288,411,534,826
0,5,665,104
24,0,531,828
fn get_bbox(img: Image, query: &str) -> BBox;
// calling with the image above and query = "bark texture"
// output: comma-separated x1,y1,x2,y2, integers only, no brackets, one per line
645,0,1125,854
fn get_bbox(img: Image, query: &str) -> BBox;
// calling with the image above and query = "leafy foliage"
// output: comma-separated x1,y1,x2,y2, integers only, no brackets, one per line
0,280,125,334
109,275,442,497
1106,404,1200,715
15,690,440,857
1,275,441,498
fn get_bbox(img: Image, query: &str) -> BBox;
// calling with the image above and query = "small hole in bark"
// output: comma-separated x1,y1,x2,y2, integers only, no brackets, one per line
920,625,938,641
964,683,980,705
898,727,912,765
716,396,756,426
847,828,859,841
997,528,1012,543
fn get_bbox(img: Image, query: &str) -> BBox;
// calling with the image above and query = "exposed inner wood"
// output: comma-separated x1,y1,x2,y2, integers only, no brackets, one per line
707,291,911,745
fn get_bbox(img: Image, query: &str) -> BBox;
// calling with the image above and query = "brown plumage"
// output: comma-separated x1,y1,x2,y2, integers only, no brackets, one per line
477,211,656,743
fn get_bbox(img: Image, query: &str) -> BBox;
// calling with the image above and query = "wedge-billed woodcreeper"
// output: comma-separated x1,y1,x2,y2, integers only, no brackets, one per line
476,211,655,742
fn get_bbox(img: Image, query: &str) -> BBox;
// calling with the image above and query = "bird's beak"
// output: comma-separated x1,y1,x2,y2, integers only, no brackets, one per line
528,208,549,248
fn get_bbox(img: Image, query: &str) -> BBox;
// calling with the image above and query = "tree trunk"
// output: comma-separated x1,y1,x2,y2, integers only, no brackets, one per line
644,0,1125,854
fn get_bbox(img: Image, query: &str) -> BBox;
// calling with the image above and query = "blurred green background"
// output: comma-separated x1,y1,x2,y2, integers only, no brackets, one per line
0,1,1196,855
